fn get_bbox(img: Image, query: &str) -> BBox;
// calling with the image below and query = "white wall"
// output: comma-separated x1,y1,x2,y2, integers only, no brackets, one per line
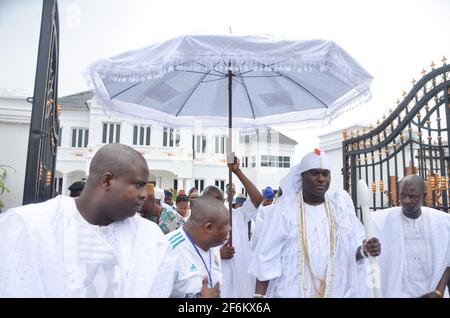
0,96,31,210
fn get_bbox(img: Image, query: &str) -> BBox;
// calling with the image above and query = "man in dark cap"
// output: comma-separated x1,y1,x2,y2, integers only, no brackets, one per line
164,189,175,208
68,181,86,198
262,186,274,206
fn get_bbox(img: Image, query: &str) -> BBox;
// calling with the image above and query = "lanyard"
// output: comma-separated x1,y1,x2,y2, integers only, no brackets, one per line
183,228,213,288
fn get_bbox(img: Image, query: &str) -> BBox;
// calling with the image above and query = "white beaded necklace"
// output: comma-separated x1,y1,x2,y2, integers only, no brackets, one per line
297,192,336,298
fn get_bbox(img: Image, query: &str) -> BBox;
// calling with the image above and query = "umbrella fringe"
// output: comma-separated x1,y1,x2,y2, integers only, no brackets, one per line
85,56,369,88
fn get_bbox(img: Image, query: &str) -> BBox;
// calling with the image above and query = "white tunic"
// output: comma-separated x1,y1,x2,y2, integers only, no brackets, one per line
221,198,258,298
249,190,365,298
372,207,450,297
168,228,222,298
401,213,431,297
250,204,275,250
66,203,122,297
0,196,176,298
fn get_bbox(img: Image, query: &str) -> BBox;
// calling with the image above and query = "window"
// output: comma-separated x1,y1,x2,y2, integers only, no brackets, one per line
174,179,178,191
251,155,256,168
53,177,63,194
71,128,89,148
241,156,249,168
281,156,290,168
194,135,207,153
163,127,180,147
102,123,120,143
57,127,62,147
215,179,225,192
261,155,269,167
214,136,228,154
194,179,205,192
261,155,290,168
133,125,151,146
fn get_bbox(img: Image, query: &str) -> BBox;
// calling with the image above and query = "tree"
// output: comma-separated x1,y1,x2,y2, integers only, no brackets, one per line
0,165,15,212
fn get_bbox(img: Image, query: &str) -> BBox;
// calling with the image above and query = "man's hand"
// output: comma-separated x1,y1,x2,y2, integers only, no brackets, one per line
227,155,241,174
419,291,442,298
362,237,381,257
220,244,235,259
200,276,220,298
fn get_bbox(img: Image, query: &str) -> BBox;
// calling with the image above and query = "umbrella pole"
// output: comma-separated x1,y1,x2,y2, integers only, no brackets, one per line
227,69,233,247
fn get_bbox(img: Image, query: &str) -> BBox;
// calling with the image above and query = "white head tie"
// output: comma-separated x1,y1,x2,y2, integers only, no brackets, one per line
280,148,332,196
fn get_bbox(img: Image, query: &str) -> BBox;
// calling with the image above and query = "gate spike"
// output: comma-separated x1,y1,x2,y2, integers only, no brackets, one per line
412,78,416,85
430,61,436,70
421,68,427,76
442,56,447,65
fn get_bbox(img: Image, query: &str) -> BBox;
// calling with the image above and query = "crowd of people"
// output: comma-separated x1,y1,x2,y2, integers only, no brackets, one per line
0,143,448,298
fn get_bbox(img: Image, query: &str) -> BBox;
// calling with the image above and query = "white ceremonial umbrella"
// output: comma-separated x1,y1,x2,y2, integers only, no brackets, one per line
86,33,373,245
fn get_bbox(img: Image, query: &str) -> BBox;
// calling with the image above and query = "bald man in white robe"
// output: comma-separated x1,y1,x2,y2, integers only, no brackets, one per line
372,175,450,298
0,144,176,297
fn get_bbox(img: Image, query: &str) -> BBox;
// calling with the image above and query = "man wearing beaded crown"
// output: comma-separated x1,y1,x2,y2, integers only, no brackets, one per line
249,148,381,298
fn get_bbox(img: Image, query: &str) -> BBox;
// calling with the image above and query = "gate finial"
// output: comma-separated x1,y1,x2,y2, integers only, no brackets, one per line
442,56,447,65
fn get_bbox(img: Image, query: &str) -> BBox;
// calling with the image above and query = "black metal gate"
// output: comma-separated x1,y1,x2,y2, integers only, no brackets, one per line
23,0,60,204
343,60,450,213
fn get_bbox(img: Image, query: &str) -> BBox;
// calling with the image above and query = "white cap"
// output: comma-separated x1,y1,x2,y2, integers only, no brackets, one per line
280,148,332,196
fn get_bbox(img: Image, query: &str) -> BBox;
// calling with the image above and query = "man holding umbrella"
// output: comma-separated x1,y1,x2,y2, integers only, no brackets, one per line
201,156,262,298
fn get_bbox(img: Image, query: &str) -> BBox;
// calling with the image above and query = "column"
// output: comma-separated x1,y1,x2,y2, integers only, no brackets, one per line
157,177,162,188
185,178,192,192
177,178,184,191
62,173,68,196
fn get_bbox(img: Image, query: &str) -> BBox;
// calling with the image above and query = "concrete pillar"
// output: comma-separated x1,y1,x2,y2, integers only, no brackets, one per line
157,177,162,188
177,178,184,191
62,173,68,196
185,178,192,192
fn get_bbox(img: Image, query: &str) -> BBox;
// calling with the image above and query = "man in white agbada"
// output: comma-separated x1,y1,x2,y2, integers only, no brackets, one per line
372,175,450,298
168,196,229,298
249,149,381,298
250,200,277,251
0,144,176,297
203,157,263,298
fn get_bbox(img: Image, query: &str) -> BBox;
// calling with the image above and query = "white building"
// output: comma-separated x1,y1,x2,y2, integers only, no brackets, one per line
0,90,297,210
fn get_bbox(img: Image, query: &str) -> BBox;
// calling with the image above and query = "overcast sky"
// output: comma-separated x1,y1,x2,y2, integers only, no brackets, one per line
1,0,449,159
